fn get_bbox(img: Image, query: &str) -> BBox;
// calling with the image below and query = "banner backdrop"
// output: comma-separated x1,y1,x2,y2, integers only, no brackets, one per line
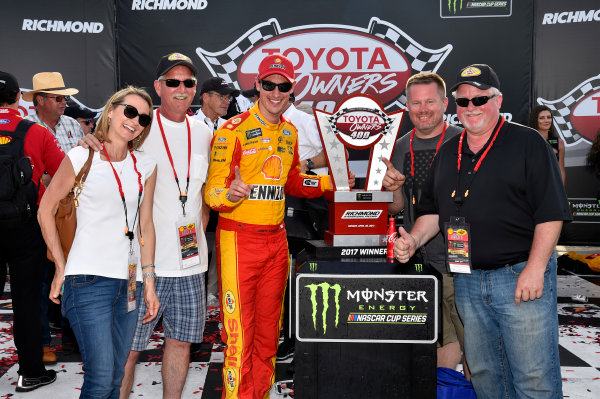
0,0,116,114
533,0,600,242
2,0,599,243
117,0,531,128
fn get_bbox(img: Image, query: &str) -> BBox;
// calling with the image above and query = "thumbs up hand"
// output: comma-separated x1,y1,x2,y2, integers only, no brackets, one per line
227,166,253,203
382,157,406,192
393,226,417,263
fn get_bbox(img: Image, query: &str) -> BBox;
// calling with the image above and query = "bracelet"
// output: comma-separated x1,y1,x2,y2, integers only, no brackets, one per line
141,263,155,270
142,272,157,279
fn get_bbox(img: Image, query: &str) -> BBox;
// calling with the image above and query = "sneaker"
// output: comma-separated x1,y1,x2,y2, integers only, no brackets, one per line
207,293,219,307
16,369,57,392
42,346,57,365
276,338,295,361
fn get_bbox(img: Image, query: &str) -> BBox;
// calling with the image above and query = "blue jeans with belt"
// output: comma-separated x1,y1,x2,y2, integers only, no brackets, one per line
62,275,141,399
454,255,562,399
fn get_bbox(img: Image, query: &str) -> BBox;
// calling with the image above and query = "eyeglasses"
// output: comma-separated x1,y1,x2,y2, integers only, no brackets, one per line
44,95,70,102
159,78,197,88
455,94,498,108
259,79,293,93
207,92,233,102
114,103,152,127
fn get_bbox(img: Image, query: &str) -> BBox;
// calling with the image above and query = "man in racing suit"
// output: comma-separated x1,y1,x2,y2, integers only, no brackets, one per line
205,54,343,399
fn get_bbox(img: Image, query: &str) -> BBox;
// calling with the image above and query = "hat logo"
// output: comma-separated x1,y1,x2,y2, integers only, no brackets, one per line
270,63,286,70
168,53,190,62
461,67,481,77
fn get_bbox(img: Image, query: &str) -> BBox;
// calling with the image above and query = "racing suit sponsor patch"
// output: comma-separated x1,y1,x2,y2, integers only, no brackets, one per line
245,128,262,140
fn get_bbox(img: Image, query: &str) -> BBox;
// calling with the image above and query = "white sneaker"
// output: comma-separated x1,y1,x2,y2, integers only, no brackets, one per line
207,293,219,307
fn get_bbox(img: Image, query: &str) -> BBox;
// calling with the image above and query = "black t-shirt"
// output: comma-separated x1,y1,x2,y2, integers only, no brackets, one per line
417,117,571,270
391,123,461,273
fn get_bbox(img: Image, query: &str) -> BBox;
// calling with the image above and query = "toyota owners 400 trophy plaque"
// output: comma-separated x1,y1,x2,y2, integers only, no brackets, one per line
314,95,404,247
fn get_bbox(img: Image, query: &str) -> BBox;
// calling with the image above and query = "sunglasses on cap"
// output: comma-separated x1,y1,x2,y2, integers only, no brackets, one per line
159,78,197,88
44,95,70,102
455,94,498,108
259,79,293,93
114,103,152,127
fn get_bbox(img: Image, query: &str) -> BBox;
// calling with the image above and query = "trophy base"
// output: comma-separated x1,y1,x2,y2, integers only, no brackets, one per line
324,231,387,247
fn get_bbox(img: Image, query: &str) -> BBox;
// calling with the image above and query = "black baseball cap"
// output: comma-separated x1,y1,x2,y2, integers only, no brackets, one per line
64,105,97,120
242,84,259,98
200,77,240,97
449,64,501,92
155,52,198,79
0,71,20,92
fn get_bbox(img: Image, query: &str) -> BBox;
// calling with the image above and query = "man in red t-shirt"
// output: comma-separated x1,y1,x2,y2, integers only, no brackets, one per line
0,70,64,392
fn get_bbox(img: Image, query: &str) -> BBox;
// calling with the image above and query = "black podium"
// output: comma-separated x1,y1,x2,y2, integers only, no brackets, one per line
292,241,438,399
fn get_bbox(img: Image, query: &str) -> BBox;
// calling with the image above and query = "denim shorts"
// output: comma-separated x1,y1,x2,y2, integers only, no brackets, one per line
130,273,206,351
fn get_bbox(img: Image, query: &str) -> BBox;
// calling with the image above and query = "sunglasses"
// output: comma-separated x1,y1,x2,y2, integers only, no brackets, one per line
259,79,293,93
44,95,70,102
455,94,498,108
114,103,152,127
81,119,94,126
160,78,196,88
207,92,233,102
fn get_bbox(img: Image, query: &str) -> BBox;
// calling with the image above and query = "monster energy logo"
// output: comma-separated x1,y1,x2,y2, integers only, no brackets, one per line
305,283,341,334
414,263,423,273
448,0,463,14
309,262,318,272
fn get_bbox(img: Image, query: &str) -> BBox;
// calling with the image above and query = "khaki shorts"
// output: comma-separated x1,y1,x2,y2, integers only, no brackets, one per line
438,274,465,349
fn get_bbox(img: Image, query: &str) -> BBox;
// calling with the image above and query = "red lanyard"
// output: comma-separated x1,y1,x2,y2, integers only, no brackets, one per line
102,147,143,242
156,109,191,215
452,117,505,201
409,122,447,176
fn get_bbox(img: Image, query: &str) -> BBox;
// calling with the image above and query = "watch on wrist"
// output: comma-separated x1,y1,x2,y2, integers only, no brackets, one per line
306,158,314,170
143,272,157,279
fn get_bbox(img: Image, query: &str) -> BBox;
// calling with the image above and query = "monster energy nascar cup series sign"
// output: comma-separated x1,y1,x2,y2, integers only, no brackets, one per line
296,274,437,343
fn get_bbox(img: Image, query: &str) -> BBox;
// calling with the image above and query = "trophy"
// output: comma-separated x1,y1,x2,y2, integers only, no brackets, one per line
314,95,404,247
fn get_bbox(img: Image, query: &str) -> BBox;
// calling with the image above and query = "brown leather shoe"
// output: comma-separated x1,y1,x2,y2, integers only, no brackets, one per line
42,346,57,365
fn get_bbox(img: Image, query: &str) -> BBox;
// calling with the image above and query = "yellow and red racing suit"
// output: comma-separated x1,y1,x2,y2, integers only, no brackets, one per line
205,102,331,399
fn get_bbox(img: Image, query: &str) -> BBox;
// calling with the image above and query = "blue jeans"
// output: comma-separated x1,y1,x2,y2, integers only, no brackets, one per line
454,256,562,399
62,275,141,399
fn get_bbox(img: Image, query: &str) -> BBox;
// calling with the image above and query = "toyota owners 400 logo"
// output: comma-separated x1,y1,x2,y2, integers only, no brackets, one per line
196,18,452,112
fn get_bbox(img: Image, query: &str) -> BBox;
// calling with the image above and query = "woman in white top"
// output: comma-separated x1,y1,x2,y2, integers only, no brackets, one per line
38,86,159,398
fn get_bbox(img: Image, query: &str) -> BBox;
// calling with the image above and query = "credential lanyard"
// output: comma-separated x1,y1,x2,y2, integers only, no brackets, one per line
102,147,143,246
451,117,505,210
156,109,191,216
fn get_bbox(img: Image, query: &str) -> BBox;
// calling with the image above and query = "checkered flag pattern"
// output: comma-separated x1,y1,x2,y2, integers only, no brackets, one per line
537,74,600,145
195,19,280,89
368,17,452,110
368,17,453,75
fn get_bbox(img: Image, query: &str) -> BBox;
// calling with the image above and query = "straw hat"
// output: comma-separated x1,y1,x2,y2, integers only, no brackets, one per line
21,72,79,101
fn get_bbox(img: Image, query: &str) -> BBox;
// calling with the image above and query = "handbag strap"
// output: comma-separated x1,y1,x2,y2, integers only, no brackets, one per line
75,148,94,185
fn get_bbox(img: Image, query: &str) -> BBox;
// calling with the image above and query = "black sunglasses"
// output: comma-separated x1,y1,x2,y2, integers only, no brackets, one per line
81,119,94,126
44,95,70,102
114,103,152,127
259,79,293,93
455,94,498,108
160,78,196,88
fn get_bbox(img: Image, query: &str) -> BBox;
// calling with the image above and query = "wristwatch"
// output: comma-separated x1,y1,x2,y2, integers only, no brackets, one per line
306,158,314,170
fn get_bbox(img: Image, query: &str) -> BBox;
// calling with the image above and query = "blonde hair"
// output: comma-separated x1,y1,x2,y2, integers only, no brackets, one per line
94,86,153,150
